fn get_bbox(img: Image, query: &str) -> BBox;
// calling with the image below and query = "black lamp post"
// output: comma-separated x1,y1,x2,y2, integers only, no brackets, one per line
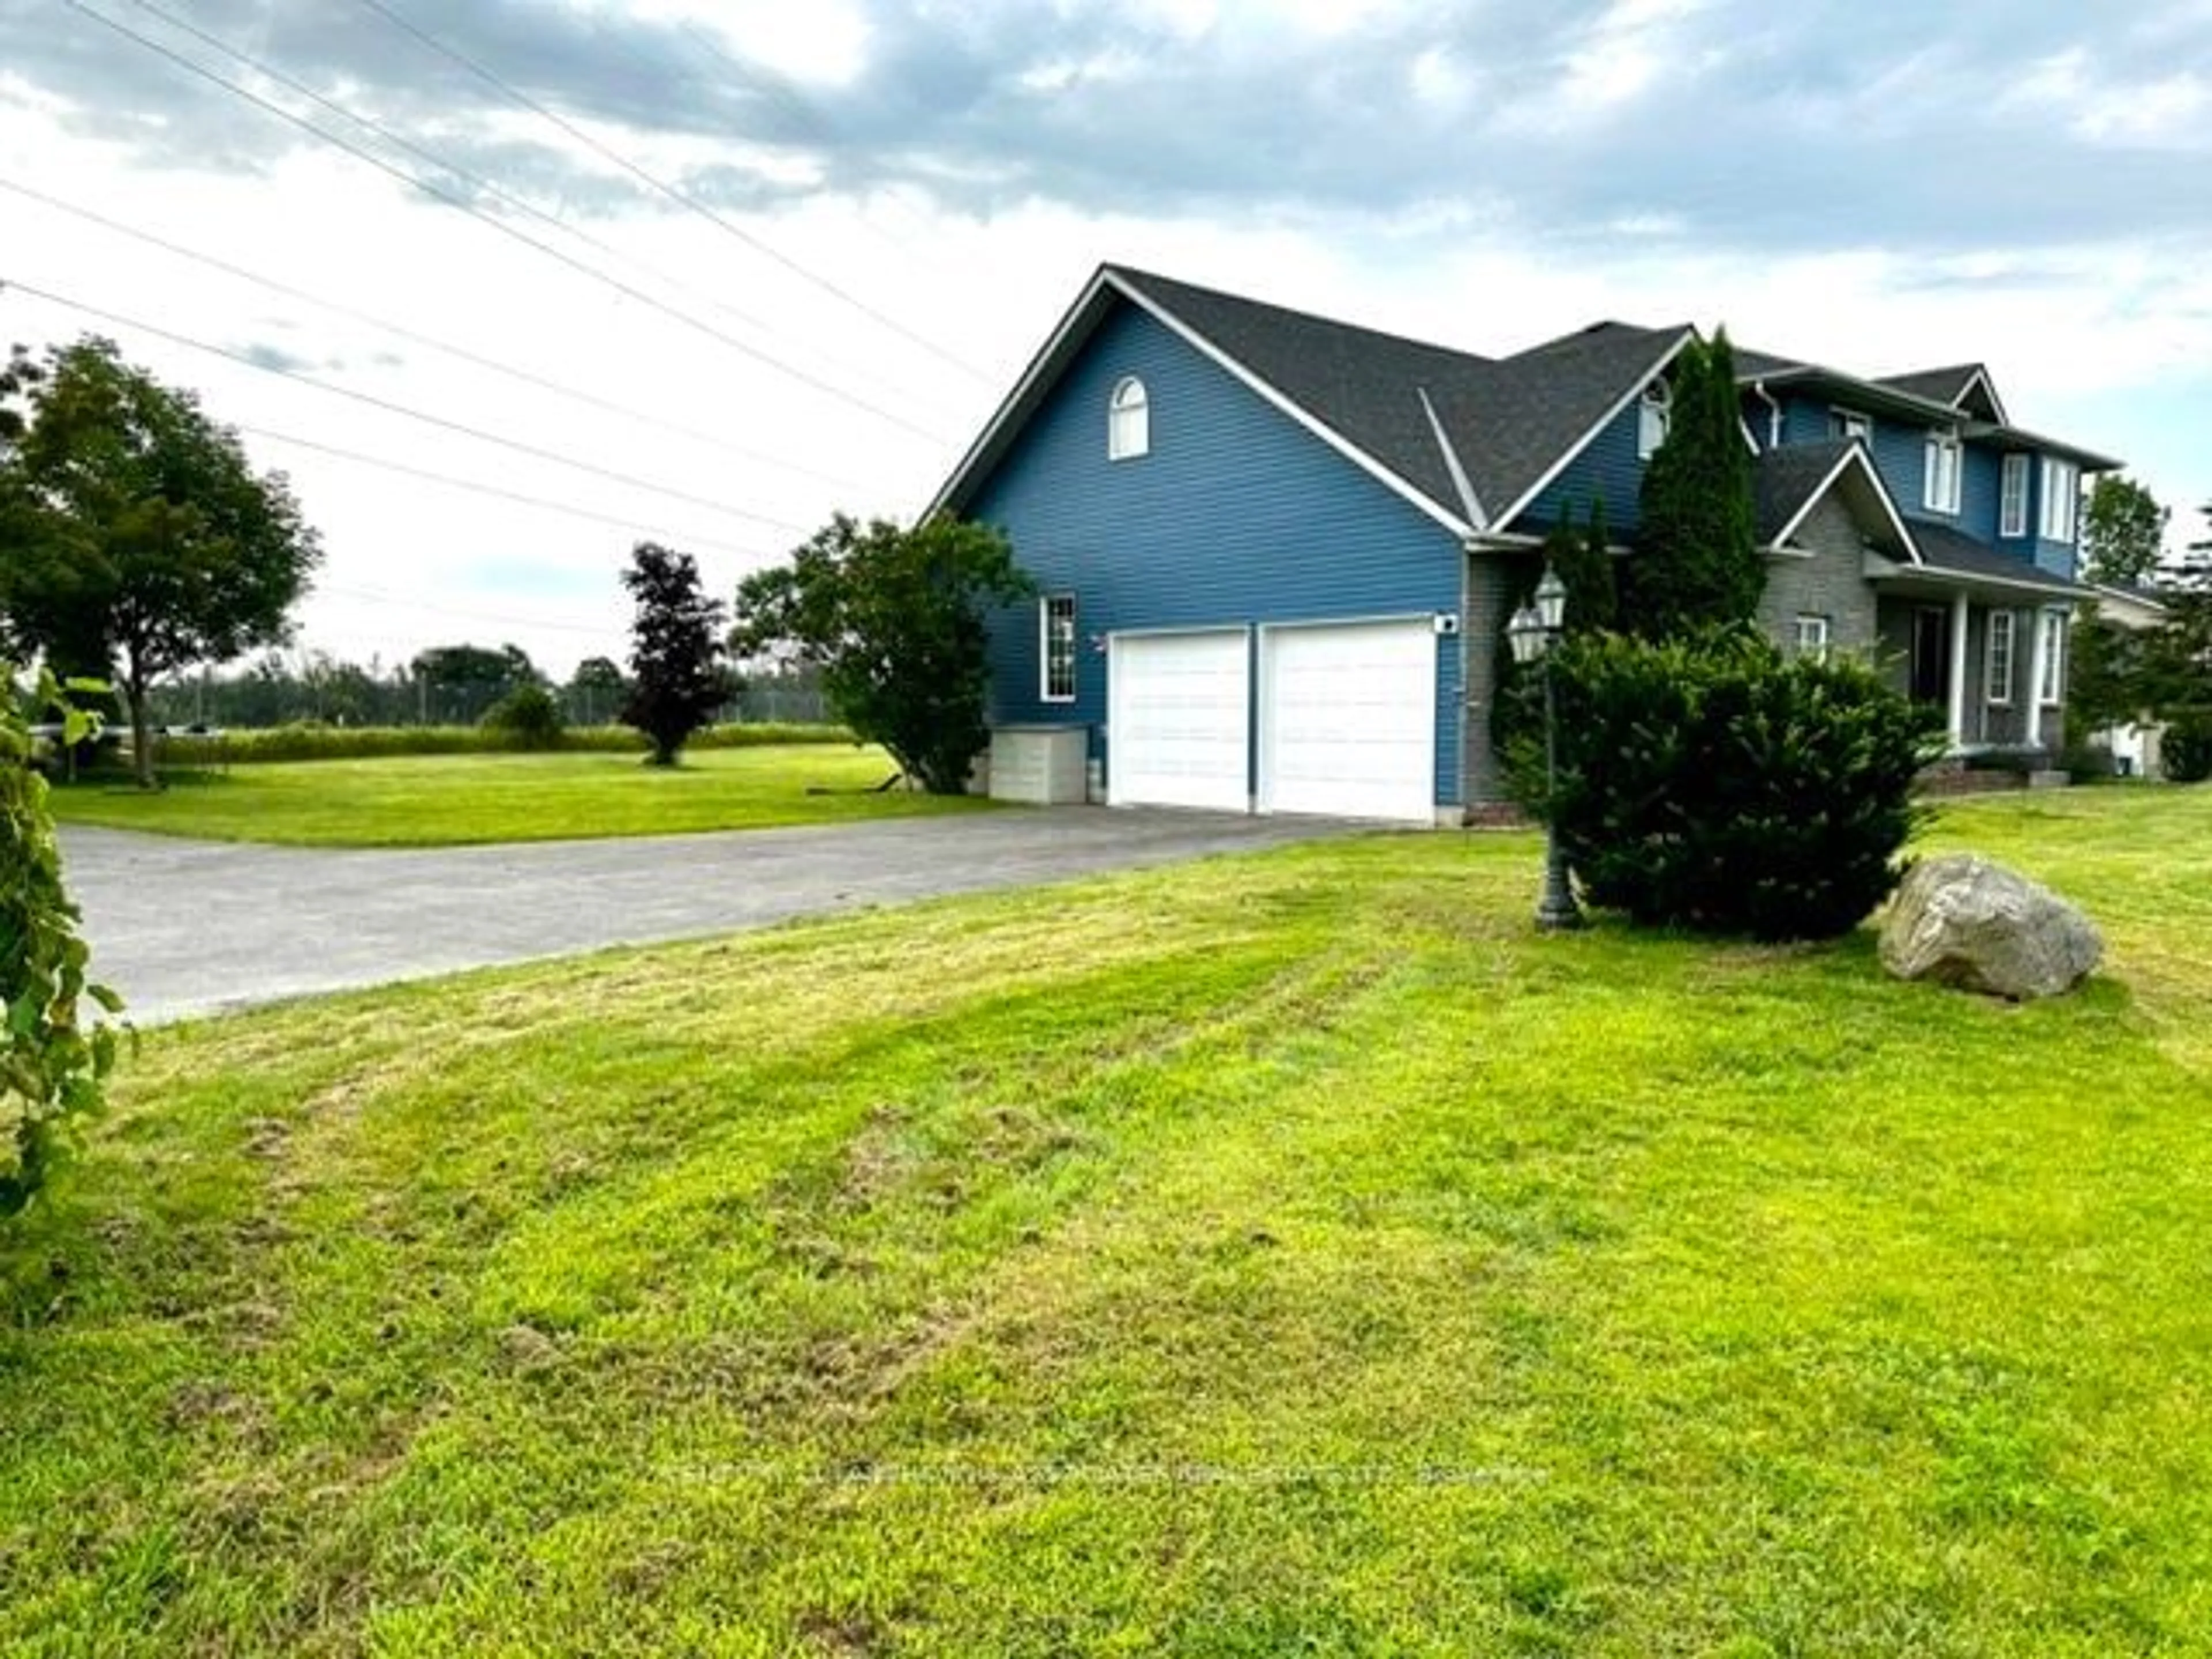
1506,566,1582,931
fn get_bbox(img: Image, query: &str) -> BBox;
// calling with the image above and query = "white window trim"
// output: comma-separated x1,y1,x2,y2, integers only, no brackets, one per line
2038,610,2066,706
1794,613,1832,661
1637,380,1671,460
1923,427,1963,515
1108,375,1149,461
1999,454,2029,539
1831,408,1872,444
2039,457,2078,543
1040,593,1078,703
1985,609,2014,704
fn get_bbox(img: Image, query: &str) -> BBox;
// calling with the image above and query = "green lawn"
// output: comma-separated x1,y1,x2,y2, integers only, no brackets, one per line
43,745,992,847
5,789,2210,1655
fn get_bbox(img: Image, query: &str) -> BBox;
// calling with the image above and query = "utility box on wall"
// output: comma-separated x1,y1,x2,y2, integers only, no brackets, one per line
988,726,1089,805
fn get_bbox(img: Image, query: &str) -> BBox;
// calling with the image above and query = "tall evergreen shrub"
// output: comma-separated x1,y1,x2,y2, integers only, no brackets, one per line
1627,331,1763,638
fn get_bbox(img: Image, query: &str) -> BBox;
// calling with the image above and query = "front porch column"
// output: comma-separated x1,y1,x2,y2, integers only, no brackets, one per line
2025,607,2051,749
1945,591,1970,749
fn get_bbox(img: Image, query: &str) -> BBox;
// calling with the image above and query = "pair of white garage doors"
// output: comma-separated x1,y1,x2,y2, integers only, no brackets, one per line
1105,616,1439,825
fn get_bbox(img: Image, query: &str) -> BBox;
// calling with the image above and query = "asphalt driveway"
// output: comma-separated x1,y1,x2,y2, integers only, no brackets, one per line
59,808,1351,1024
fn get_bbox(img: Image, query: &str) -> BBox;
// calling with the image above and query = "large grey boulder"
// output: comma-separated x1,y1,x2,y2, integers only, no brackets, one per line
1880,854,2102,1001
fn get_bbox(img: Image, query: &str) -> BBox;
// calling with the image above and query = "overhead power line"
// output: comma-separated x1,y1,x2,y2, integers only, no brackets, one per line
0,174,870,495
316,583,624,639
59,0,946,444
1,276,810,534
233,423,775,561
113,0,932,422
349,0,991,385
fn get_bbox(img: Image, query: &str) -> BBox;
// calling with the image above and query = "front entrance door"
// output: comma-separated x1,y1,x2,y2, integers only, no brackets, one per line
1910,607,1949,705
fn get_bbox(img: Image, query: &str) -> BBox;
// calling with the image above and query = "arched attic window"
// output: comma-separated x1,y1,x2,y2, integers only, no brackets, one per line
1108,375,1150,460
1637,378,1672,460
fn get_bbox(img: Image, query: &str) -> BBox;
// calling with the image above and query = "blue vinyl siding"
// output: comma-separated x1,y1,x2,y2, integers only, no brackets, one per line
1518,398,1646,535
968,302,1465,807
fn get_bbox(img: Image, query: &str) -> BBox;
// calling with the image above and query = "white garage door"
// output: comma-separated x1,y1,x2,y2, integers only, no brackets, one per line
1108,628,1250,812
1260,618,1437,824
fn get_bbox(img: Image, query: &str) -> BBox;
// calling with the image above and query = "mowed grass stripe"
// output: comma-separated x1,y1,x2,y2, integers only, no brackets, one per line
2,790,2209,1654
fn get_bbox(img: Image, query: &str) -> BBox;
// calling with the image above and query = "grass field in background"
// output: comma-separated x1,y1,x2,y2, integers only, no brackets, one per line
3,788,2208,1654
43,744,991,847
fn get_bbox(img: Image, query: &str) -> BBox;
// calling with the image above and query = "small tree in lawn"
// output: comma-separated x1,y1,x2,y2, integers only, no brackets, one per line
1625,330,1762,639
619,542,729,766
0,338,321,787
732,514,1033,794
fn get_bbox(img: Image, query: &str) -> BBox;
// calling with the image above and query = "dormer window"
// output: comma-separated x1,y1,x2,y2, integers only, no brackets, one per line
1923,427,1963,514
1108,376,1149,460
1637,380,1671,460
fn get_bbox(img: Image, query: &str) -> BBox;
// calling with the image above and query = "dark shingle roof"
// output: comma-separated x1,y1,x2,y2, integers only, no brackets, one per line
1108,267,1685,525
1876,365,1986,406
1732,345,1808,380
1910,521,2092,594
1752,438,1858,544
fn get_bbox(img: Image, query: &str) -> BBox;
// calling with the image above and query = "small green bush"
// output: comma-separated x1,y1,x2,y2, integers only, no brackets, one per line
1516,629,1946,940
2164,712,2212,783
482,684,566,751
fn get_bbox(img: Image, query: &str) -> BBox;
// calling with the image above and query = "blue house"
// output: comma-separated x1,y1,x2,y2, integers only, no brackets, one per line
931,265,2120,823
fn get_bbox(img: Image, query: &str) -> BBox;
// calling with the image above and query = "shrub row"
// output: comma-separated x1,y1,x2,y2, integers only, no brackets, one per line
110,721,857,767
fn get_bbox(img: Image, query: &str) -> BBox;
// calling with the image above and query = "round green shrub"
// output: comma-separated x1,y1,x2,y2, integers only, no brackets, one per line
481,684,566,751
1514,629,1947,940
2163,712,2212,783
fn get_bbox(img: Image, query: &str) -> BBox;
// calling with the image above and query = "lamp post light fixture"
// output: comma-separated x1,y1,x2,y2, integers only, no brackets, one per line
1506,565,1583,932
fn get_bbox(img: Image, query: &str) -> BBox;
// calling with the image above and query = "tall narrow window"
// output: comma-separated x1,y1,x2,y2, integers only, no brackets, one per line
1108,376,1149,460
1923,429,1963,514
2038,611,2066,704
1999,454,2029,538
1040,593,1077,702
1985,609,2014,703
2040,458,2079,542
1637,380,1671,460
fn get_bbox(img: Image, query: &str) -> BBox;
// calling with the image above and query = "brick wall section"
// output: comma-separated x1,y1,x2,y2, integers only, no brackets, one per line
1758,495,1881,654
1461,551,1518,806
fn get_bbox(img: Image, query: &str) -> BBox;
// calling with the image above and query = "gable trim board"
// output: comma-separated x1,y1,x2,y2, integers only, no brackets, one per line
1767,443,1926,564
1488,328,1698,529
934,266,1478,538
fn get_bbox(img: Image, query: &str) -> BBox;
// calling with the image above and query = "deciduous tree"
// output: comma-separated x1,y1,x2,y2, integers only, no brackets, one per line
0,337,320,787
731,514,1032,794
2080,474,2169,588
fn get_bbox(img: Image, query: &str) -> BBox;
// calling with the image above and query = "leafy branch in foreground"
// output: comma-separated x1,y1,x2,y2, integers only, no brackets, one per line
3,668,126,1217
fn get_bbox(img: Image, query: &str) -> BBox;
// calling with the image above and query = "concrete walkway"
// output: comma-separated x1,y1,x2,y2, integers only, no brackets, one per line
60,808,1350,1024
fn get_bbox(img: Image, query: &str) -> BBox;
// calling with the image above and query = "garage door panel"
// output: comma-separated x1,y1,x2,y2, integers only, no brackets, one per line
1108,630,1249,812
1261,619,1435,824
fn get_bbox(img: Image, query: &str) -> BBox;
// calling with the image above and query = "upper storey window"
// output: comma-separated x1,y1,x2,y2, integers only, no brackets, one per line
1831,409,1872,445
2000,454,2030,537
1637,380,1671,460
1923,428,1963,515
1108,376,1149,460
2040,458,2079,543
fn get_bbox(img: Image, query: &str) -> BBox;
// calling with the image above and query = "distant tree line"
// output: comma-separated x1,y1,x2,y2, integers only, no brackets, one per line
50,645,833,732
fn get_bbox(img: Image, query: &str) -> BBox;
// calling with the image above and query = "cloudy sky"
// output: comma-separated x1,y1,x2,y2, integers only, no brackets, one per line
2,0,2207,679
